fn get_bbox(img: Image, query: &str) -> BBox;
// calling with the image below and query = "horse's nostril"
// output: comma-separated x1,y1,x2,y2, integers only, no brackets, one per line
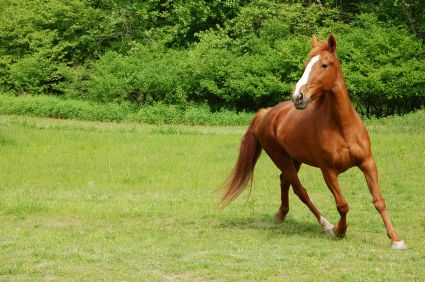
297,93,304,101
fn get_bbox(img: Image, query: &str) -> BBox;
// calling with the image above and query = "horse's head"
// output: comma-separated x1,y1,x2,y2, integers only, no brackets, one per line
292,34,338,110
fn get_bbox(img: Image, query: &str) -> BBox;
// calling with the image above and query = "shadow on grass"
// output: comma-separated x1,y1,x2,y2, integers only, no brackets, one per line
216,214,337,240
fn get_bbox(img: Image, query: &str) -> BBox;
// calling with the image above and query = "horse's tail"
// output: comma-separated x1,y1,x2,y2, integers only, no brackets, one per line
220,108,269,208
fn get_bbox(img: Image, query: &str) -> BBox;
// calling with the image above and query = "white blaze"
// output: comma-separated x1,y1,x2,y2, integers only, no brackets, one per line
293,55,320,96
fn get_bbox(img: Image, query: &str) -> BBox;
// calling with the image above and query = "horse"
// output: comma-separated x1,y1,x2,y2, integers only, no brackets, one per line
220,34,406,250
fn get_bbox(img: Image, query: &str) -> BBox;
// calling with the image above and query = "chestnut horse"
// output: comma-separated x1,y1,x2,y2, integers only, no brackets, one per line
221,34,406,249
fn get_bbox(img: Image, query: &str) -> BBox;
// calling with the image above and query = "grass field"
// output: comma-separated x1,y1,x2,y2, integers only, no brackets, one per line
0,112,424,281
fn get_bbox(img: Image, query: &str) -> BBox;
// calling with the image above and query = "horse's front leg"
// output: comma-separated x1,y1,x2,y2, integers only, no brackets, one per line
321,169,349,238
359,158,406,249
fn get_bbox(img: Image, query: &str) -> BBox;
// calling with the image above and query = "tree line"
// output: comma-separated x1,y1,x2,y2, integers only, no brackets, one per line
1,0,424,116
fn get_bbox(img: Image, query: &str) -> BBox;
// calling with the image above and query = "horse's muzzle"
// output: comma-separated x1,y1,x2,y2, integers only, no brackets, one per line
293,101,308,110
292,93,309,110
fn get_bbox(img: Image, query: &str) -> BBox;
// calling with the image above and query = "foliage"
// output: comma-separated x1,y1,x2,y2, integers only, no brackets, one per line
355,0,425,41
0,93,252,126
1,0,425,117
327,14,425,115
0,93,131,121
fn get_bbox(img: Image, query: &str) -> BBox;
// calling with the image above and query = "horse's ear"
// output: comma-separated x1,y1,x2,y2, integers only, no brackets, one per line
328,33,336,53
311,34,318,47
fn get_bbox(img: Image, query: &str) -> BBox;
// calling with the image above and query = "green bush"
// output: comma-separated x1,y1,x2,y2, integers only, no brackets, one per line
1,0,425,117
0,94,253,126
80,2,425,115
0,94,131,122
86,45,189,105
326,14,425,115
7,55,54,94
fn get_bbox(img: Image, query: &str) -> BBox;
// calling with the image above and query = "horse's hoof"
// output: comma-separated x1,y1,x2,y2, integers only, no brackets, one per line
333,226,346,238
274,211,285,223
391,240,407,250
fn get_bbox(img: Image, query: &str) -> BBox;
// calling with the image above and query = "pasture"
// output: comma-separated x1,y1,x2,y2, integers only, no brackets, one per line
0,112,424,281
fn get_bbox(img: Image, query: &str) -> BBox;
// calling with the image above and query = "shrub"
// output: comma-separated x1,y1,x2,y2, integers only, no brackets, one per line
7,55,55,94
0,94,253,126
87,45,189,105
326,14,425,116
1,1,424,117
0,94,131,122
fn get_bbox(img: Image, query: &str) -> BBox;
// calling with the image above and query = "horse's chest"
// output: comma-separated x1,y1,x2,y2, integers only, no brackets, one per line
322,146,350,171
319,138,361,172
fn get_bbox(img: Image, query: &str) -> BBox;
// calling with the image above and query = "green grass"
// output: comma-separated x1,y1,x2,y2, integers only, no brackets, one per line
0,111,424,281
0,93,253,126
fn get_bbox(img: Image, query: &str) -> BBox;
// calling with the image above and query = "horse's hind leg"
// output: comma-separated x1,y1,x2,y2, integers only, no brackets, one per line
265,147,321,224
275,161,301,222
279,159,322,223
275,173,290,222
290,173,322,223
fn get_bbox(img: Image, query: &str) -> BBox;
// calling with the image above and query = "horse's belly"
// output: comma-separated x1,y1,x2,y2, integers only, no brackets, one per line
279,132,355,172
278,134,321,167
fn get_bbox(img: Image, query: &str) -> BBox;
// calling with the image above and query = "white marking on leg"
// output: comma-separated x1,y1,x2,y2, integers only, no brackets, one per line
320,215,335,236
293,55,320,98
391,240,407,250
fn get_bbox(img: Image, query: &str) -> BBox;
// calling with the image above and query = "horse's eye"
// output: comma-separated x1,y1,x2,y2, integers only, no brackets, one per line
321,64,328,69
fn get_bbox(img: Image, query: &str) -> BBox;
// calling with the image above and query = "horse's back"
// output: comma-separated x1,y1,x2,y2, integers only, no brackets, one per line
255,101,293,139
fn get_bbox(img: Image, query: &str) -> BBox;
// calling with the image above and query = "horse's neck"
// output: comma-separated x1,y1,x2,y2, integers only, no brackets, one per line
325,77,358,138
